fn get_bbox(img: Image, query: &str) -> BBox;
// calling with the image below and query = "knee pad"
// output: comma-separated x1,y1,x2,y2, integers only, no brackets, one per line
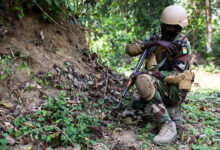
135,74,155,101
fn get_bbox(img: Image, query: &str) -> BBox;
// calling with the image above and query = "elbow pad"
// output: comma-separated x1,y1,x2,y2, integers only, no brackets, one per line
125,42,142,56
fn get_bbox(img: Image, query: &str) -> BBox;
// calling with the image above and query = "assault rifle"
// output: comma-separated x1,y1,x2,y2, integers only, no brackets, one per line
115,30,193,109
115,30,160,109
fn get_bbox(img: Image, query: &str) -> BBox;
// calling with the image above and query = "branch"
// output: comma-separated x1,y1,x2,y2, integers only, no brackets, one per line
32,0,66,30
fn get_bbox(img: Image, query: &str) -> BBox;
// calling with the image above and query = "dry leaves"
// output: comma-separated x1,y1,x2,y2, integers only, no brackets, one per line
24,122,36,128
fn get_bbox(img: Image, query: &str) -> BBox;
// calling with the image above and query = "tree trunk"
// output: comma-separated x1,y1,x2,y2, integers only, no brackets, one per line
124,0,129,33
205,0,212,52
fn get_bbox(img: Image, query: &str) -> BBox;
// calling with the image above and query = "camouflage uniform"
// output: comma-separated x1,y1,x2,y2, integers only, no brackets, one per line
121,34,193,128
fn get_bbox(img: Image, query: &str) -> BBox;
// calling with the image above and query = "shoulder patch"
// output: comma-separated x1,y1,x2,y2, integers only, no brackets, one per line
182,46,188,55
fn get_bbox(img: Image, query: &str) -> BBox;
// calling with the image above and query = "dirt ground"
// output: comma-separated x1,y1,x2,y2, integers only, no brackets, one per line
0,12,96,110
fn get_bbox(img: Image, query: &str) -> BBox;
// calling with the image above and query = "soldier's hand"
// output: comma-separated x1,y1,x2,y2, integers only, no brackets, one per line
156,40,177,55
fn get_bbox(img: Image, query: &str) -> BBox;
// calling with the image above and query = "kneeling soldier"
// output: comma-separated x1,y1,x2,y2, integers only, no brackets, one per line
121,5,195,145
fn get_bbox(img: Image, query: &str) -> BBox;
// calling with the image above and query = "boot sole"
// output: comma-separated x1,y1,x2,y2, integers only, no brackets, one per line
153,136,176,146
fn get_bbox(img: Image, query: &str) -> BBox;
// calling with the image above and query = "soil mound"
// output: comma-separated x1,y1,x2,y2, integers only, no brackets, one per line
0,12,124,102
1,13,93,75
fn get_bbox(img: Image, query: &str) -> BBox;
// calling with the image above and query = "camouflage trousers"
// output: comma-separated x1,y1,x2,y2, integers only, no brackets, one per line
121,75,187,124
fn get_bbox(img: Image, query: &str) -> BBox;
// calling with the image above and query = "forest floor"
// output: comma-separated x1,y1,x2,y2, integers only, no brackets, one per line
0,14,219,150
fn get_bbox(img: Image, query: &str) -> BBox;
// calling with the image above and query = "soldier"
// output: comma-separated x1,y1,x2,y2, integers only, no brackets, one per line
121,5,195,145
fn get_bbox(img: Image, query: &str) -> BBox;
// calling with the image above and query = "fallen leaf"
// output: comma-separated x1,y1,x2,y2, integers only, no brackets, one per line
26,44,33,50
6,135,15,144
53,132,60,138
117,87,121,92
24,122,36,128
100,112,106,120
96,73,101,79
201,106,209,112
94,81,98,88
3,122,14,131
112,130,116,134
85,137,89,141
67,100,78,105
23,137,30,145
0,103,9,108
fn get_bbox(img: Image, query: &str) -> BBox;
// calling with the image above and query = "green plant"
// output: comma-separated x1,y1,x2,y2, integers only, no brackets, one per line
12,6,24,19
107,124,113,130
0,55,12,80
142,141,150,149
0,133,8,150
204,63,220,73
13,90,101,148
183,90,220,149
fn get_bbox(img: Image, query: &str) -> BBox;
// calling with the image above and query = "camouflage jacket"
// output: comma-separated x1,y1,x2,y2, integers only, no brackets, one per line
125,34,192,80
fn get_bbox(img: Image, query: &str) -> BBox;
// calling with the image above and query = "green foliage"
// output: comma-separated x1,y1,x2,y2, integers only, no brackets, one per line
177,0,220,64
0,50,33,80
12,6,24,19
193,63,220,73
183,90,220,149
0,133,8,150
1,0,219,69
136,124,155,142
0,55,12,80
87,0,174,71
13,90,101,148
211,31,220,65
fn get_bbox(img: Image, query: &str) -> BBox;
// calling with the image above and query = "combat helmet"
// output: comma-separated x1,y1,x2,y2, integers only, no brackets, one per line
160,5,188,27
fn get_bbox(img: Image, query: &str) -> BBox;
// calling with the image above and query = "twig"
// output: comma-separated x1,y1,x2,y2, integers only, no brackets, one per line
10,49,15,57
40,142,47,150
55,127,76,148
103,69,109,99
101,143,109,150
32,0,66,30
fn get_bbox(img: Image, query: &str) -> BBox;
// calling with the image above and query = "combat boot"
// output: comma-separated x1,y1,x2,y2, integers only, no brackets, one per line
167,104,183,135
153,120,177,145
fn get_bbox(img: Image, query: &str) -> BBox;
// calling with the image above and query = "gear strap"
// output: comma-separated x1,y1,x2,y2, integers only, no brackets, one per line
150,55,168,71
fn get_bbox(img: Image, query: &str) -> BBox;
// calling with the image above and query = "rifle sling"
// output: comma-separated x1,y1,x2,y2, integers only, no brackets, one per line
150,55,168,71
